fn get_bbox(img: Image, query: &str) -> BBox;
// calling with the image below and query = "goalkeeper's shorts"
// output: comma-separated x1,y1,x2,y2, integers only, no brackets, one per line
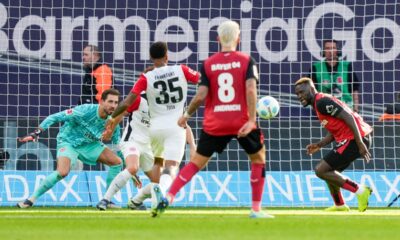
57,141,106,167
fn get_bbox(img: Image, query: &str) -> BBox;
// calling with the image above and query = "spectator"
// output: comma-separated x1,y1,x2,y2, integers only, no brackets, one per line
310,40,360,112
79,45,113,105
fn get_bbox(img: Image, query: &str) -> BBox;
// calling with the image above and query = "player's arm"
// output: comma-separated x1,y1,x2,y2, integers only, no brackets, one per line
178,85,208,128
185,125,196,159
316,97,371,162
178,64,208,128
336,108,371,162
238,57,258,137
105,75,145,133
306,133,333,156
19,107,80,142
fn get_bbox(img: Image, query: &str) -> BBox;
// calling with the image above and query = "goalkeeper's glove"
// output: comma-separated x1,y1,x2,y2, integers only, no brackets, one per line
18,129,42,142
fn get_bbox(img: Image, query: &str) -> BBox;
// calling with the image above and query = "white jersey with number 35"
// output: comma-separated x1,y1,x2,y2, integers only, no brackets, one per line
131,64,200,129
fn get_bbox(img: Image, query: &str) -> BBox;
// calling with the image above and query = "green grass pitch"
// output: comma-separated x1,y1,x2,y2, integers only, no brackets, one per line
1,208,399,240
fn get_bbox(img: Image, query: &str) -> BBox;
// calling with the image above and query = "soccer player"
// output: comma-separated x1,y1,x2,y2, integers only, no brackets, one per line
104,41,200,215
294,77,373,212
96,95,161,210
155,20,274,218
127,125,196,210
17,89,122,208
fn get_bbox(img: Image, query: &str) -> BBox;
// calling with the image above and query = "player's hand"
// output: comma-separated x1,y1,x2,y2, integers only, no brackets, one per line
357,141,371,163
101,130,113,142
237,120,256,138
178,115,188,128
132,174,142,188
105,118,117,131
103,118,117,141
18,129,42,142
306,143,321,156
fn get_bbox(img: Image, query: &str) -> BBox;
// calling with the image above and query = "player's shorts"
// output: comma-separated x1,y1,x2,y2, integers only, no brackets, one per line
119,140,154,173
323,134,372,171
150,126,186,163
57,141,106,167
196,128,264,157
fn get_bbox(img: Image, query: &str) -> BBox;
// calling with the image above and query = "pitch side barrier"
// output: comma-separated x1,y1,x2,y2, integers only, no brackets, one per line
0,171,399,207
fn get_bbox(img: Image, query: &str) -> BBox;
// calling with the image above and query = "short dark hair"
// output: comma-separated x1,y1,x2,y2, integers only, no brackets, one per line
101,88,120,100
150,41,168,59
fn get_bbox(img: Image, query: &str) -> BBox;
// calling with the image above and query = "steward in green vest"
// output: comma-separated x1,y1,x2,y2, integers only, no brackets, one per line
310,40,360,112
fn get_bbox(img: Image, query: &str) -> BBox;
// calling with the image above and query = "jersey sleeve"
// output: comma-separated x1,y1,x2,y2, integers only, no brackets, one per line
316,97,344,117
131,74,147,95
181,64,200,84
198,63,209,87
93,65,113,102
245,57,259,82
39,105,86,130
127,96,141,113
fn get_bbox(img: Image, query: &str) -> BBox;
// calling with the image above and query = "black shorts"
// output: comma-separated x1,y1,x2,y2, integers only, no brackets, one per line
196,128,264,157
323,134,372,171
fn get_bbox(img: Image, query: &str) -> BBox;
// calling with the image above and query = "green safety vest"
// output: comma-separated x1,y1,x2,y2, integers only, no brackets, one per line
313,61,353,107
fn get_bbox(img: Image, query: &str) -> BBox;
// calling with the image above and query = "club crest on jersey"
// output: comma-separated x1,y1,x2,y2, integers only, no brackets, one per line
326,105,338,116
66,109,73,115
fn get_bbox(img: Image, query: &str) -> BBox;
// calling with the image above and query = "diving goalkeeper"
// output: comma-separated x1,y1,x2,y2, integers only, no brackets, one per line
17,89,122,208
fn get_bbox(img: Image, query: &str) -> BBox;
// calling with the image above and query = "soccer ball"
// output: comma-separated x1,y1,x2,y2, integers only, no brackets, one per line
256,96,280,120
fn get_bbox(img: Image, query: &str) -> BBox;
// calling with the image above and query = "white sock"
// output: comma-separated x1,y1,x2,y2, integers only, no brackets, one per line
104,169,132,201
356,185,366,195
159,174,173,196
132,183,154,204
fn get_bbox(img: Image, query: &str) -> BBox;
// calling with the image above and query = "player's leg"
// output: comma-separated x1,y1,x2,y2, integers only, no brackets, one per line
238,128,274,218
95,147,128,210
156,127,186,196
165,130,225,205
106,150,125,189
17,143,76,208
315,136,372,212
128,157,163,210
324,182,349,211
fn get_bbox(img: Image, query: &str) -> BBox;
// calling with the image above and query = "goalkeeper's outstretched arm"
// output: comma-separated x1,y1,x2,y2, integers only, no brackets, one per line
19,108,75,142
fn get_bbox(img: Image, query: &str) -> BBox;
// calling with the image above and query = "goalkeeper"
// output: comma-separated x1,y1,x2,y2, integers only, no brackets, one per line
17,89,122,208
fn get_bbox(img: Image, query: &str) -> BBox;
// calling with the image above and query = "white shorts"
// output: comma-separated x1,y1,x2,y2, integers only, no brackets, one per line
119,141,154,173
150,126,186,163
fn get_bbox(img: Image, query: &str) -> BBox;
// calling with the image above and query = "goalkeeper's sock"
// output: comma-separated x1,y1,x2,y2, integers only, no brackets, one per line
104,169,132,201
250,163,265,212
132,183,153,204
341,179,359,193
32,171,63,199
168,162,199,199
159,174,173,196
106,164,122,189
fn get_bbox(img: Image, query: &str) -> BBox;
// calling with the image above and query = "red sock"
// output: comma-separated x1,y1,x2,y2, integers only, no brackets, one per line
341,179,359,193
168,162,200,198
331,191,345,206
250,163,265,212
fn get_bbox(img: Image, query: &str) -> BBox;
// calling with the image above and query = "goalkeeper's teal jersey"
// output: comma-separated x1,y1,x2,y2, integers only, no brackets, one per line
39,104,120,147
